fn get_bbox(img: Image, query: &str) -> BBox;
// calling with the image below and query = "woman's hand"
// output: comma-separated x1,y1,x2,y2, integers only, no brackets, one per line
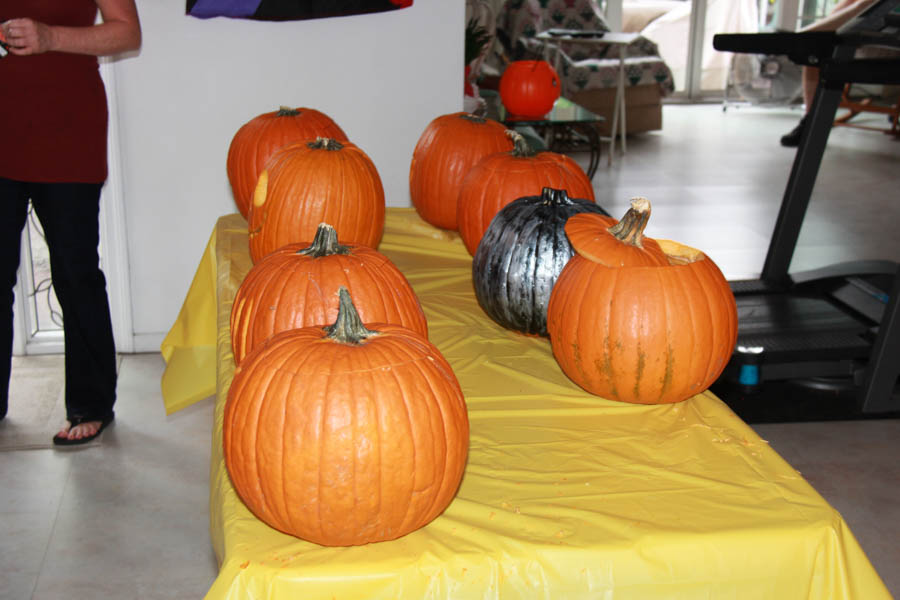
0,0,139,58
1,18,57,56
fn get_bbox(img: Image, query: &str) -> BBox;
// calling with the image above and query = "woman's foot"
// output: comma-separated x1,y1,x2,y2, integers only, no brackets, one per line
55,419,104,441
52,413,114,446
780,115,808,147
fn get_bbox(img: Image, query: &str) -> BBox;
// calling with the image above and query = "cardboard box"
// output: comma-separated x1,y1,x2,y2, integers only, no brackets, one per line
570,84,663,136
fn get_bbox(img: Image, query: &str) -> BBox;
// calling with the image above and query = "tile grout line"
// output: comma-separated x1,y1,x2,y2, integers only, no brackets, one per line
28,441,75,599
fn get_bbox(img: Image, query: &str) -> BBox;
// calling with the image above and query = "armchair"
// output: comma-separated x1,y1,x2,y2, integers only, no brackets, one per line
487,0,675,135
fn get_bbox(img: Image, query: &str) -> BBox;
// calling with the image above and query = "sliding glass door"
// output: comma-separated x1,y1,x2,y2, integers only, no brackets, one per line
605,0,762,99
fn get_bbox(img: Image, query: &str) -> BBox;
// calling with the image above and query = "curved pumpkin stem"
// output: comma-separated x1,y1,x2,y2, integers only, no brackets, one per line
506,130,538,157
607,197,652,248
308,137,344,151
325,287,379,345
460,113,487,124
540,187,572,206
298,223,351,257
276,106,300,117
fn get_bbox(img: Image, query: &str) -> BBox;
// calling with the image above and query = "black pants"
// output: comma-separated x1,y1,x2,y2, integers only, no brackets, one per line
0,177,117,421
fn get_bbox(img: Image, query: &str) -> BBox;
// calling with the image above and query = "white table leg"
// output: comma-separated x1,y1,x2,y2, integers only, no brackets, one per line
619,47,627,155
608,46,628,166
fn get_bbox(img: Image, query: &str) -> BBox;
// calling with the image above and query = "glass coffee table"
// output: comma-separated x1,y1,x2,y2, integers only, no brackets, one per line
480,91,604,180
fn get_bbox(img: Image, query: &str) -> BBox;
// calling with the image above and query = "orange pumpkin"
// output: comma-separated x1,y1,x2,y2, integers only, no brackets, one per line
224,288,469,546
499,60,561,118
231,223,427,365
227,107,348,219
248,137,385,263
457,130,596,255
547,198,738,404
409,112,513,231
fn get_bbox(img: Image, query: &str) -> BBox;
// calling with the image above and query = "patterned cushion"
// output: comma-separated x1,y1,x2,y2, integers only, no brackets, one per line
563,55,676,95
493,0,675,96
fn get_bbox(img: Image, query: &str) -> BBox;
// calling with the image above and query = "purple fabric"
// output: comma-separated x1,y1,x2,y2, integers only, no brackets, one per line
188,0,262,18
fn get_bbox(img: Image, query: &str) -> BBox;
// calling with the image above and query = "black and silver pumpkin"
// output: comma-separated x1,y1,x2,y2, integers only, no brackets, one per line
472,187,611,336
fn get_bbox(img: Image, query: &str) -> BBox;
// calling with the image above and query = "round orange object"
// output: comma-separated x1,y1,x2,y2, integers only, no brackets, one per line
457,131,595,255
499,60,561,118
409,112,513,231
224,288,469,546
226,107,348,219
547,199,738,404
248,138,385,263
231,223,427,365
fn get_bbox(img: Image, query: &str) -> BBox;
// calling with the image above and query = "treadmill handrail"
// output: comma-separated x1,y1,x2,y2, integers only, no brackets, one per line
712,32,838,66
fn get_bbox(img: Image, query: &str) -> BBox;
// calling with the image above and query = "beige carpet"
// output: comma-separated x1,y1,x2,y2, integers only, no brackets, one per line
0,355,101,451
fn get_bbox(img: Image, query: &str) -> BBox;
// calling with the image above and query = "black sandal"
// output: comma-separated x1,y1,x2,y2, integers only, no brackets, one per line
52,412,115,447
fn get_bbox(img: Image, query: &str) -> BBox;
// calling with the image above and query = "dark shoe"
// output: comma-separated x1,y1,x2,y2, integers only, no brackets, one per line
52,412,114,447
780,115,808,147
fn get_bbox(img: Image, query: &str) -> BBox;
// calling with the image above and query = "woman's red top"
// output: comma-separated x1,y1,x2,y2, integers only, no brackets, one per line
0,0,108,183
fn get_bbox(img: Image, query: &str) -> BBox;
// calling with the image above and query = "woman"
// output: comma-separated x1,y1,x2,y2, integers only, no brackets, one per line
0,0,141,445
780,0,878,146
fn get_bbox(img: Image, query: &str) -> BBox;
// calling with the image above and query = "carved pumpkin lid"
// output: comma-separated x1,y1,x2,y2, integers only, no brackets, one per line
566,198,712,267
565,197,669,268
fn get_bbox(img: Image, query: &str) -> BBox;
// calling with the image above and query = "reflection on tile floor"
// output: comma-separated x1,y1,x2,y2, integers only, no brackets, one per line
2,104,897,599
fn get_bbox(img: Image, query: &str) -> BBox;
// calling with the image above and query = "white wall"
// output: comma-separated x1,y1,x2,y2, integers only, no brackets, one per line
112,0,464,350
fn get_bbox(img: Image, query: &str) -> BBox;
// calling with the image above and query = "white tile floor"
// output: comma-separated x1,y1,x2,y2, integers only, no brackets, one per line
2,103,898,599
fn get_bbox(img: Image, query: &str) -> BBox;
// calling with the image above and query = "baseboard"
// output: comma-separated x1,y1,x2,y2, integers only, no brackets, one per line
131,332,167,354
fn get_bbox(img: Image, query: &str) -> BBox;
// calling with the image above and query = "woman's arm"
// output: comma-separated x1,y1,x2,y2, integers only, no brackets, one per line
1,0,140,57
800,0,878,33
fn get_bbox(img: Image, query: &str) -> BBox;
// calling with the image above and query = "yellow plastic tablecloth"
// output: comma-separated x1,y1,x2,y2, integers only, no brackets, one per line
161,210,890,600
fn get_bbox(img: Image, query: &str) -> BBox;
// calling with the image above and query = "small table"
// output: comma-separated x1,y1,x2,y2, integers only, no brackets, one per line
537,30,640,165
482,92,604,180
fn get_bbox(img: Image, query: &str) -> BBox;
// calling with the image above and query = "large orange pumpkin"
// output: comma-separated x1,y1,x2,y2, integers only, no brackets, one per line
547,198,738,404
248,137,385,263
409,112,513,231
224,288,469,546
226,106,348,219
231,223,427,365
457,130,595,255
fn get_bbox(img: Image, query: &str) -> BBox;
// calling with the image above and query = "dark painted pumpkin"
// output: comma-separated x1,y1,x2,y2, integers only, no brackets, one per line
472,187,611,336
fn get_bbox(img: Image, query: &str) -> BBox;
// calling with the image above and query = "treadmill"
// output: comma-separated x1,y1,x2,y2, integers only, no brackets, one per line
710,0,900,422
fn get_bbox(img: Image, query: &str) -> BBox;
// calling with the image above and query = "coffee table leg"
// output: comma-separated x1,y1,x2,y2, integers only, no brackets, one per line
576,123,601,180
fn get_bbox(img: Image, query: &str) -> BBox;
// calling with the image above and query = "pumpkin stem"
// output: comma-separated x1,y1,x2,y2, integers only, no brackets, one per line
297,223,351,257
540,187,572,206
276,106,300,117
460,113,487,124
607,197,652,248
308,137,344,151
324,287,379,345
507,130,537,157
